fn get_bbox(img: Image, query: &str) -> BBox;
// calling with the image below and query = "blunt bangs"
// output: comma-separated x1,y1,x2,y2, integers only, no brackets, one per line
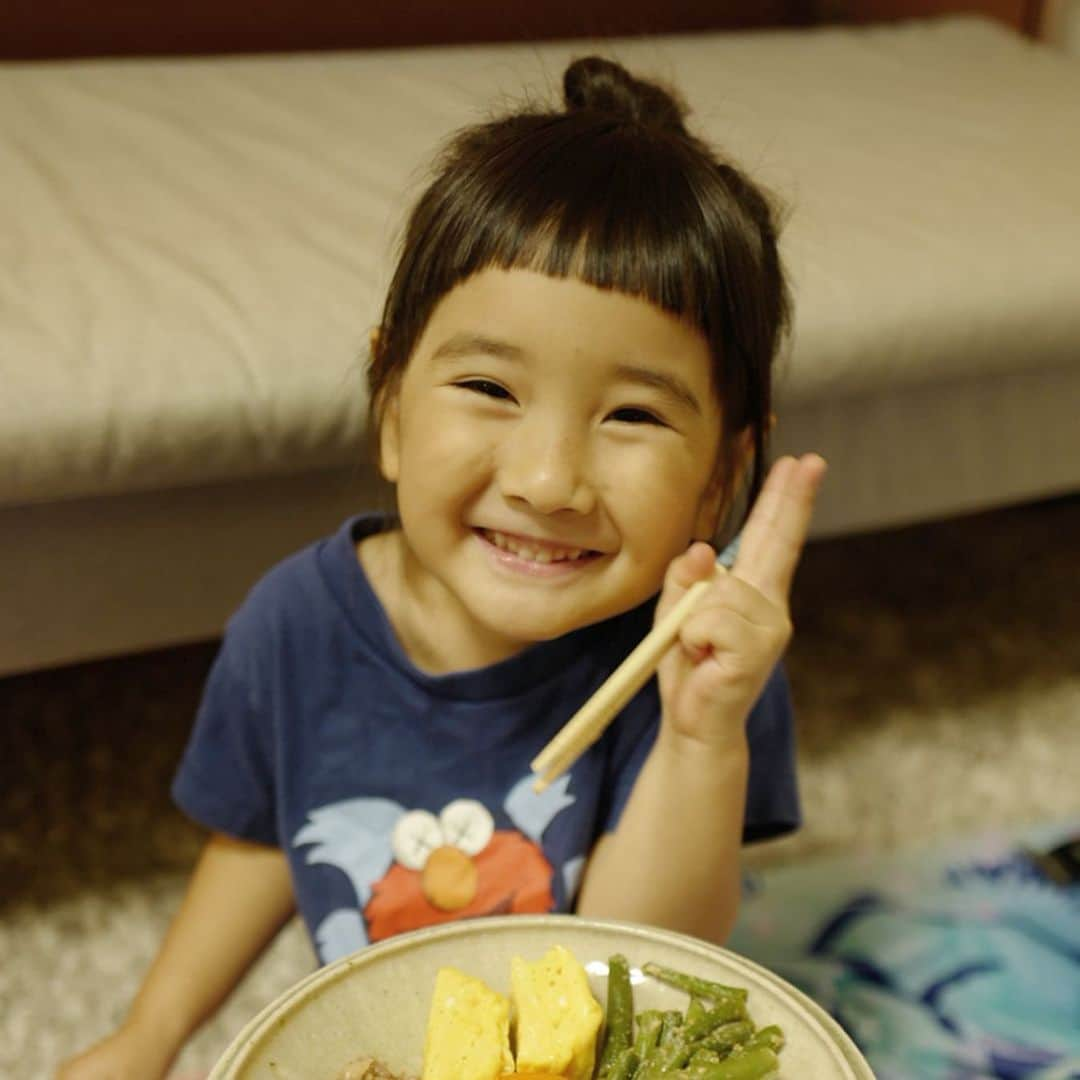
411,113,719,337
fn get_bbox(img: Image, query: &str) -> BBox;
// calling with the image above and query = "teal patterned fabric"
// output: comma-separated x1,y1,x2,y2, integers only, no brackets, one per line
729,821,1080,1079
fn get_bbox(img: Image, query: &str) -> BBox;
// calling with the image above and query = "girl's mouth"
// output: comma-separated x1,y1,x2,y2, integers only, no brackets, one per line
475,528,602,577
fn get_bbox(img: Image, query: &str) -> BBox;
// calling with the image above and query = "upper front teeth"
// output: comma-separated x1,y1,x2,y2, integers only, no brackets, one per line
487,531,584,563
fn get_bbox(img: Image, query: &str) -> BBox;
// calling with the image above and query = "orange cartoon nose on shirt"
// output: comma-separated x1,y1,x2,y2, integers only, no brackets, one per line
422,844,478,910
364,799,555,941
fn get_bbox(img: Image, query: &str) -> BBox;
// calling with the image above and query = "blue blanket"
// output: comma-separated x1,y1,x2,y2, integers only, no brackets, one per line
729,820,1080,1079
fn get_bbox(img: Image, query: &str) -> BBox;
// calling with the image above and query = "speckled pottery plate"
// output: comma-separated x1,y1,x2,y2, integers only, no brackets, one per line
210,915,874,1079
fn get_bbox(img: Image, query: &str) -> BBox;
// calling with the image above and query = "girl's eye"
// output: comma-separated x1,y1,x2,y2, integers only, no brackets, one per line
456,378,515,402
608,406,666,426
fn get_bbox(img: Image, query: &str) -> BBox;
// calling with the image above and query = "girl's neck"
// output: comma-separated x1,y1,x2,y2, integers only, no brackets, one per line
357,528,530,675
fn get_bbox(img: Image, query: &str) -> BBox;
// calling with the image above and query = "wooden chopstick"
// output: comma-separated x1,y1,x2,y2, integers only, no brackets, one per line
530,563,727,792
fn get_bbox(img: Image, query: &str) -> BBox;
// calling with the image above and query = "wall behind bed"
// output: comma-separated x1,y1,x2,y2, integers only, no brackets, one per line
2,0,1046,60
3,0,809,59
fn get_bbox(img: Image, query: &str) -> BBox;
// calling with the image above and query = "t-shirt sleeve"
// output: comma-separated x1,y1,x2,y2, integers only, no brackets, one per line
599,662,800,843
742,663,801,842
170,622,279,847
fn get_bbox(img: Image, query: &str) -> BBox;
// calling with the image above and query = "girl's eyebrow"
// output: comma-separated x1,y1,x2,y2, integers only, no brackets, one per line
430,333,525,363
613,364,702,415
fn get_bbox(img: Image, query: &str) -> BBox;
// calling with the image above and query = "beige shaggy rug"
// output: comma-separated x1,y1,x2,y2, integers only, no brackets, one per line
2,494,1078,1078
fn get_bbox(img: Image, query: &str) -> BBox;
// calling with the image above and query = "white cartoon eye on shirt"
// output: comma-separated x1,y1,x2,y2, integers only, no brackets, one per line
391,800,495,867
390,800,496,911
439,798,496,854
391,810,444,870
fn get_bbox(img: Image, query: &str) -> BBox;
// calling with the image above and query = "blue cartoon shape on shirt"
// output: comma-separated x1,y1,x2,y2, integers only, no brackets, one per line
294,774,577,962
294,797,402,911
504,773,575,842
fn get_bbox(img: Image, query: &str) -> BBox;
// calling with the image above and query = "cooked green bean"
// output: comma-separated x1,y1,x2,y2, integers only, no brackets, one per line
598,954,634,1078
657,1011,684,1047
593,957,784,1080
649,1033,695,1073
632,1063,665,1080
633,1011,684,1080
699,1020,755,1056
605,1047,639,1080
691,1047,780,1080
650,1004,738,1073
686,999,747,1035
688,1049,722,1068
632,1010,664,1061
738,1025,784,1055
684,997,709,1028
641,963,749,1007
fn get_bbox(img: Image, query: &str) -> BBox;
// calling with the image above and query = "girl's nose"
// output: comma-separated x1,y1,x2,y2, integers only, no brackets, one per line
498,417,595,516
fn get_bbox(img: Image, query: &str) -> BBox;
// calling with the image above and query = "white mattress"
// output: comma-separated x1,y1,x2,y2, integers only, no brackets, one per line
3,17,1080,672
2,16,1079,513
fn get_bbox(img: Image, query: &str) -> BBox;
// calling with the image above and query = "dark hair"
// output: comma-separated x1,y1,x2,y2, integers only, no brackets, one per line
368,55,790,530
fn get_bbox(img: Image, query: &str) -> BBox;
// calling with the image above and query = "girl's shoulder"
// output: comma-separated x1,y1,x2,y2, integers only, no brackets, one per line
225,512,392,650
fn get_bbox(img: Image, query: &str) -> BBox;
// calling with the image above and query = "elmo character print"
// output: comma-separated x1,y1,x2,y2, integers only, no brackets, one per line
366,800,553,938
293,773,581,963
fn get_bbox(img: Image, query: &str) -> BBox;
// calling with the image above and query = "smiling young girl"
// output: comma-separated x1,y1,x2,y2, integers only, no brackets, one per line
59,55,824,1080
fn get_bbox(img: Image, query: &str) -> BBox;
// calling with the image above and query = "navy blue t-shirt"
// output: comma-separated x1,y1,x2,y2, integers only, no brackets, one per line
172,515,800,963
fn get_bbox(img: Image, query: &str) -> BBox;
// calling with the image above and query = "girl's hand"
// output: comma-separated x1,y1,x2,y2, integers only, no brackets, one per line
655,453,826,752
55,1021,176,1080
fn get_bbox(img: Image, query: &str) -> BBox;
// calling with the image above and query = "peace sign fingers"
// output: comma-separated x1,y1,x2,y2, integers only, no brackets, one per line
732,453,827,606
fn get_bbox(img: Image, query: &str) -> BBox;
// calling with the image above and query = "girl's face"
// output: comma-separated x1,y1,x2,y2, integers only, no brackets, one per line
378,267,727,670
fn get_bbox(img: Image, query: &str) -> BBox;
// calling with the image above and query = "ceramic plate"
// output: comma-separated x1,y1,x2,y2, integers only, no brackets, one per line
210,915,874,1079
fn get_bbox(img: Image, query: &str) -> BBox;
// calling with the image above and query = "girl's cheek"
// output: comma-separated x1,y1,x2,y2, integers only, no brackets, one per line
403,409,486,461
603,440,705,496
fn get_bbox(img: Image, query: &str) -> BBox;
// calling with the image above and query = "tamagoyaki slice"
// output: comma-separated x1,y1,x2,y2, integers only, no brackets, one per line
511,946,604,1080
421,967,514,1080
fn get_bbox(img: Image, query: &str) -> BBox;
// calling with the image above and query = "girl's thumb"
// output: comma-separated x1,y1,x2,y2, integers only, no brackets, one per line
654,541,717,625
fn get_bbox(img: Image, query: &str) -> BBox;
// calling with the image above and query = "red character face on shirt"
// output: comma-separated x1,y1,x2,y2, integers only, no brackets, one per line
363,800,555,941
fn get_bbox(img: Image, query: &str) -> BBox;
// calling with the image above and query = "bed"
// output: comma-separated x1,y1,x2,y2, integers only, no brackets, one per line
2,2,1079,674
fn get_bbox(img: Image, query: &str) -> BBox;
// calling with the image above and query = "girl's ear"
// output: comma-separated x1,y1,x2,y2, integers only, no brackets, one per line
376,384,402,485
693,427,756,541
693,470,727,542
370,326,402,484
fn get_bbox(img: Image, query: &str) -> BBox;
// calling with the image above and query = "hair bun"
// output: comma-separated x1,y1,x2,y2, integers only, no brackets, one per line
563,56,687,133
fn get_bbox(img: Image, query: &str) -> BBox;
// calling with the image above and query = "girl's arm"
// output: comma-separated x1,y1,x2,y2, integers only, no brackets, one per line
576,726,748,944
56,831,296,1080
577,454,825,944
